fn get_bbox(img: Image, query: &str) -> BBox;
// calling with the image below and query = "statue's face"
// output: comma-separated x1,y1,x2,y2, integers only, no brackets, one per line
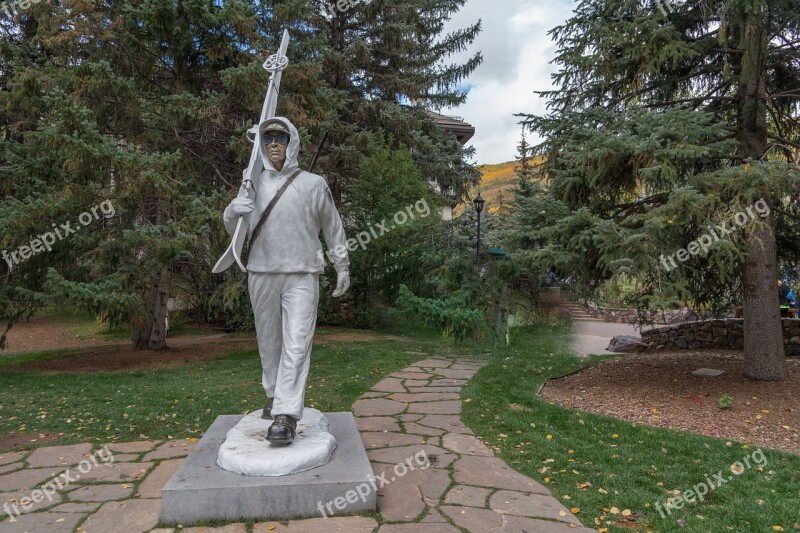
264,130,289,171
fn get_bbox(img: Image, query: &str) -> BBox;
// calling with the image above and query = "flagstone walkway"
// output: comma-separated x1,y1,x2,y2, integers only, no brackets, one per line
0,357,594,532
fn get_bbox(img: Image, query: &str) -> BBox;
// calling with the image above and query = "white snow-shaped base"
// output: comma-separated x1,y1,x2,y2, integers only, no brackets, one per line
216,408,336,477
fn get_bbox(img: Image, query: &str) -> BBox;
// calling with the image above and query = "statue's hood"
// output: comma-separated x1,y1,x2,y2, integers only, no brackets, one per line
257,116,301,175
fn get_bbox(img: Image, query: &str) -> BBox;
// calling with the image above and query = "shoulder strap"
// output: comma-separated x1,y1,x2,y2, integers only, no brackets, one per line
244,169,303,266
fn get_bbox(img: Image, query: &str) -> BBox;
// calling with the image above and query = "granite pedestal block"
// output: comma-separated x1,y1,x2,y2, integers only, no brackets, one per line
161,412,375,525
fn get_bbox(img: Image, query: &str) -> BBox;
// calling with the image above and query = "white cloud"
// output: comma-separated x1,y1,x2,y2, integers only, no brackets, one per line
440,0,575,165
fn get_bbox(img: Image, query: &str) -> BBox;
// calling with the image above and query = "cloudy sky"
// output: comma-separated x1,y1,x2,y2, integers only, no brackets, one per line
442,0,576,165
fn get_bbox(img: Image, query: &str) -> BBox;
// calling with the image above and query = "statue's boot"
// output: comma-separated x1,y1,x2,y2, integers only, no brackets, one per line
261,398,274,420
267,415,297,445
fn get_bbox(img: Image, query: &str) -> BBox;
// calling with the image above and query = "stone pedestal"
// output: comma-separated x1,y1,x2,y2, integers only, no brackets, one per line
161,412,375,525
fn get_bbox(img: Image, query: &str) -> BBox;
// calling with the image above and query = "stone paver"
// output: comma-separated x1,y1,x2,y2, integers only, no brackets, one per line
352,398,406,417
454,456,548,494
390,372,433,380
489,489,582,525
441,505,596,532
373,464,451,521
49,501,100,513
109,453,141,462
26,443,93,468
355,416,401,432
403,422,445,436
412,359,453,368
441,433,493,456
0,462,23,475
431,368,476,379
430,378,467,386
0,451,27,466
82,498,161,532
407,400,462,415
372,377,407,393
367,445,457,468
415,415,473,434
104,441,160,454
0,467,59,491
421,508,450,523
0,511,82,532
137,458,183,499
183,524,248,532
72,461,153,483
444,484,491,507
142,439,196,461
360,391,388,398
361,432,425,449
68,483,134,501
407,386,461,393
378,523,461,533
254,516,378,531
387,392,460,403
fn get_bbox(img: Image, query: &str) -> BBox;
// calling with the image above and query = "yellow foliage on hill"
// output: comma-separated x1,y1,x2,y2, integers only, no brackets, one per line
475,157,544,213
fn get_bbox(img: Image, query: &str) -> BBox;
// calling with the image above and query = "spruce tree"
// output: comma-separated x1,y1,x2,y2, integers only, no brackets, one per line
513,0,800,380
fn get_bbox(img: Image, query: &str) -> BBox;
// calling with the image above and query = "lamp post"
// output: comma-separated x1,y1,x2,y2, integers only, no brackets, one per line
473,192,485,261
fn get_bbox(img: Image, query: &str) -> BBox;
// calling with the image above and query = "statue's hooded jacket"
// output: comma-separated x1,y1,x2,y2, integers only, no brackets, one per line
223,116,349,274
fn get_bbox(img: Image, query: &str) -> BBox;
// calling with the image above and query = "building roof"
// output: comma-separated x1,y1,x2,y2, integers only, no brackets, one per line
426,110,475,145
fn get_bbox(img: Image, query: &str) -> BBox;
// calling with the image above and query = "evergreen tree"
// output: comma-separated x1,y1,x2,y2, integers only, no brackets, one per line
512,0,800,380
514,132,538,199
0,0,271,349
310,0,483,205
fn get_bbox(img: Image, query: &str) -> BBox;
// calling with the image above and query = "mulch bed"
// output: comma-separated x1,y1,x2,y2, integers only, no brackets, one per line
540,350,800,455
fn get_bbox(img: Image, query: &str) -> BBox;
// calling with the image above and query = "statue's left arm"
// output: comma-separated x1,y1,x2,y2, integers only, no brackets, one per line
316,179,350,296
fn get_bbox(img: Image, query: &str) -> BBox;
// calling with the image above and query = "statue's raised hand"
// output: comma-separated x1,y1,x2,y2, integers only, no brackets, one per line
229,197,254,216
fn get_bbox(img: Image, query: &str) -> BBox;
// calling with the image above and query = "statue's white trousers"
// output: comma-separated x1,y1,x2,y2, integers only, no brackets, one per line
248,272,320,420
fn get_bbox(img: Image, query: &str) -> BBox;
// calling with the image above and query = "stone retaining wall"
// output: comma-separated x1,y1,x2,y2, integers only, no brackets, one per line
641,318,800,355
588,306,692,325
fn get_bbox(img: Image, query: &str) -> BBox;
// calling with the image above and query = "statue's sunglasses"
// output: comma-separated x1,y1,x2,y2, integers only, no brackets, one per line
263,133,290,146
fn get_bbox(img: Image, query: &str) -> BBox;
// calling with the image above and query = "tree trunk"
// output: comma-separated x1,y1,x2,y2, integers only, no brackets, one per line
132,269,170,351
737,0,787,381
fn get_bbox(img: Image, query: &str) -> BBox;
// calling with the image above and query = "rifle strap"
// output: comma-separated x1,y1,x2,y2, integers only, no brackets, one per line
243,169,302,267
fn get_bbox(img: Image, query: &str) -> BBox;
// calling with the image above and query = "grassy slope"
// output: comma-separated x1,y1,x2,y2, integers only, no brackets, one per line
461,325,800,532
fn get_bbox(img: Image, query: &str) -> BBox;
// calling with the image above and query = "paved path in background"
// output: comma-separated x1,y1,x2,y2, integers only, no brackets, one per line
0,358,594,532
570,320,641,357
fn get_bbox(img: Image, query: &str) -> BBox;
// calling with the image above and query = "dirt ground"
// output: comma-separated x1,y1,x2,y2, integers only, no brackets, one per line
540,350,800,455
0,315,403,373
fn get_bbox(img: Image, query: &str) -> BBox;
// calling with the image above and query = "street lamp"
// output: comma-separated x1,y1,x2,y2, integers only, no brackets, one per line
473,192,485,261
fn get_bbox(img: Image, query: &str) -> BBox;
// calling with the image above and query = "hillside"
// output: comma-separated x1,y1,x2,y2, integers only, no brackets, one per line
475,157,544,213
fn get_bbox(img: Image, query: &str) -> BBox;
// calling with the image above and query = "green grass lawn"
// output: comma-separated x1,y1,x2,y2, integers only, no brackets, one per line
45,306,204,341
0,323,488,447
462,325,800,533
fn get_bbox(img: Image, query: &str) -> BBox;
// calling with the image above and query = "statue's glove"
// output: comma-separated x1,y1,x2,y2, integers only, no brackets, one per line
332,269,350,298
228,197,254,216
